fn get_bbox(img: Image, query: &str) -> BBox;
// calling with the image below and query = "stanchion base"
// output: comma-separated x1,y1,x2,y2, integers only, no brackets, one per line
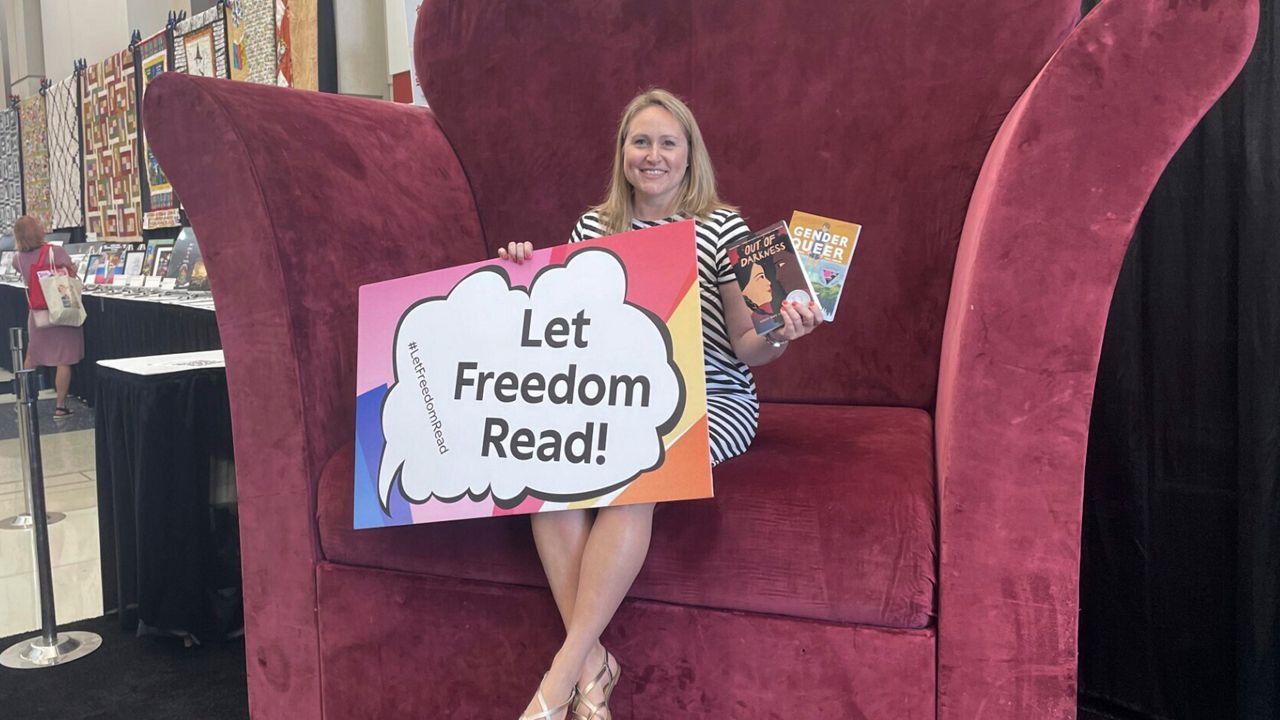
0,512,66,530
0,631,102,669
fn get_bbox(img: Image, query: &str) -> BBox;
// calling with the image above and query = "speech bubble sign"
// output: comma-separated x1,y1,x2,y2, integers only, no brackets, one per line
354,221,712,528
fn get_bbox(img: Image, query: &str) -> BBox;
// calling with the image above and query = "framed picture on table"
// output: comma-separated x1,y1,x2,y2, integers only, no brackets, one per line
123,250,145,277
82,254,102,284
167,228,203,290
95,250,119,285
186,258,210,291
152,247,174,280
142,238,175,276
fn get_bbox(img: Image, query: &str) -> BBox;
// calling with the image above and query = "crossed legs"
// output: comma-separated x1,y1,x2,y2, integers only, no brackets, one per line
523,502,655,717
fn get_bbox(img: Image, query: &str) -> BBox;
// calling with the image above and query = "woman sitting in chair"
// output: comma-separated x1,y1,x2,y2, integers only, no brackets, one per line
499,89,825,720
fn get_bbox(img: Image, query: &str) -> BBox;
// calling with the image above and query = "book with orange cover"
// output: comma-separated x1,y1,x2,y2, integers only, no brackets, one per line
788,211,862,321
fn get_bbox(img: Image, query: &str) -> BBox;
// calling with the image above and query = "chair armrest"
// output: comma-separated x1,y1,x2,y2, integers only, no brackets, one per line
144,74,485,720
934,2,1257,718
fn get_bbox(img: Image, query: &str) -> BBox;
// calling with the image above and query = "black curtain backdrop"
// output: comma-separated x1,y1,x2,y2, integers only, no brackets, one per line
95,366,238,640
0,285,221,405
318,0,338,94
1078,1,1278,719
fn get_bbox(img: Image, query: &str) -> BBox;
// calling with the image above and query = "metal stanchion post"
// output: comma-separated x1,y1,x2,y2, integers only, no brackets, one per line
0,370,101,668
1,328,65,530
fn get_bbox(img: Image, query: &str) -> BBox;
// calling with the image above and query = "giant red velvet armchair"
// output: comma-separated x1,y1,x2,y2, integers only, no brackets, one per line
144,1,1257,717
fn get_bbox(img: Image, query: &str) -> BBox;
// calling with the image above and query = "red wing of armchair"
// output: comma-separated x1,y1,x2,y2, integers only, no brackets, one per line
144,1,1256,717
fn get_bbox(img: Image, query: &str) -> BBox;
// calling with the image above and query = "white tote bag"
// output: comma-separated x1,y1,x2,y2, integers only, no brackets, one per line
38,267,87,327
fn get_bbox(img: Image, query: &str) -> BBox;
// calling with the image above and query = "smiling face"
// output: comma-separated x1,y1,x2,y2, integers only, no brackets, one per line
622,106,690,218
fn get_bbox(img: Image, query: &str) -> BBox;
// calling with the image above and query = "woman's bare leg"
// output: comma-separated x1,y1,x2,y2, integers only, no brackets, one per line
525,509,593,716
531,509,593,630
524,503,655,717
55,365,71,408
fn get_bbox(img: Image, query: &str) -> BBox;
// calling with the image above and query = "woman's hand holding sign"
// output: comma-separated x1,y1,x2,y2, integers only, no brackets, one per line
374,246,687,513
498,241,535,264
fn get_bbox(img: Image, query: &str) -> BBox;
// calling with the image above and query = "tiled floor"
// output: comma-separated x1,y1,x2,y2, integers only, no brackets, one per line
0,367,103,639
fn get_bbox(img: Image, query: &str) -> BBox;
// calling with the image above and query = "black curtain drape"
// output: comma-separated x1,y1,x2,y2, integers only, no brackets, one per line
95,366,238,640
1078,1,1279,719
0,285,221,405
74,295,222,403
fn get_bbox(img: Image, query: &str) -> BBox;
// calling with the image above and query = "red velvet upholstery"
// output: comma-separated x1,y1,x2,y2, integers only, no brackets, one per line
934,3,1258,717
316,562,937,718
416,0,1081,409
143,75,484,720
319,404,937,628
143,0,1257,717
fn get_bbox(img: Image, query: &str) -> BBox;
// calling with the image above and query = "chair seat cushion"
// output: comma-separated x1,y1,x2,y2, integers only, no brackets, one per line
318,404,937,628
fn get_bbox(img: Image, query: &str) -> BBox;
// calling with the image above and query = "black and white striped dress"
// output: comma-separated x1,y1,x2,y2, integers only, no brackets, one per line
570,209,759,466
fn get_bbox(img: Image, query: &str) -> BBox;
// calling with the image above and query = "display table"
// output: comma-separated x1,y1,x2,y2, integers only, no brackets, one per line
0,283,221,406
95,350,240,639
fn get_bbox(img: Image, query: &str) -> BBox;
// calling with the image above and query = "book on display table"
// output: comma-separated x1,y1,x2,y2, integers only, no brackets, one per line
83,254,102,284
167,228,207,291
153,247,174,280
123,250,146,277
142,238,176,276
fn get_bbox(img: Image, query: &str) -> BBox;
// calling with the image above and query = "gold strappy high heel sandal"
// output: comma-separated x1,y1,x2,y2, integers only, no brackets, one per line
571,649,620,720
520,674,575,720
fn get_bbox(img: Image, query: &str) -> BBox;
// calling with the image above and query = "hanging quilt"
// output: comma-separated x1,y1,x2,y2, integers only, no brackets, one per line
289,0,318,91
0,110,22,236
47,74,83,230
226,0,278,85
18,94,52,230
82,49,142,240
276,0,293,87
174,5,230,79
145,208,182,228
136,29,180,229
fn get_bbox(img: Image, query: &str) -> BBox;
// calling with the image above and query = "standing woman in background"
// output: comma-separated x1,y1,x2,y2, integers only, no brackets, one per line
13,215,84,416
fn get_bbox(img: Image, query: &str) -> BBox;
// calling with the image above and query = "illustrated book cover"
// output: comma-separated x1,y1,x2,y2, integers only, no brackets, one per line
788,211,862,321
725,221,818,335
167,228,204,289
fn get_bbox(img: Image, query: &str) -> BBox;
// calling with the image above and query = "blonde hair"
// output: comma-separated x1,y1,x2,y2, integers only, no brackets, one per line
13,216,44,252
592,88,735,235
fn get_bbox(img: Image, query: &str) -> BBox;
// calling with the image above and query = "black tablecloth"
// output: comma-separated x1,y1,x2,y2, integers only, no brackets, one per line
0,285,222,406
0,284,27,364
95,364,240,639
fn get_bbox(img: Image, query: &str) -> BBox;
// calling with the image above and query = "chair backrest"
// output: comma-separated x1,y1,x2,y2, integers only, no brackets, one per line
144,75,487,720
930,1,1257,715
415,0,1079,408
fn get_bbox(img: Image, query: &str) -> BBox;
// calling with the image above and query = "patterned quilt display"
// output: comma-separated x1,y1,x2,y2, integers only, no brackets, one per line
82,50,142,240
0,110,22,235
226,0,278,85
174,5,229,79
18,94,52,230
47,74,83,230
277,0,293,86
137,30,180,229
